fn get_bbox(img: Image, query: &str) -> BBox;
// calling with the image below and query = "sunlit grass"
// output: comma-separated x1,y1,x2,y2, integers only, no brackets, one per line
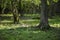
0,17,60,29
0,14,60,40
48,17,60,27
0,14,13,16
0,25,60,40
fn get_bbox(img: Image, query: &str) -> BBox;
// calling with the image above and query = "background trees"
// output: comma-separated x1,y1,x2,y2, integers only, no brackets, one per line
0,0,60,29
0,0,60,40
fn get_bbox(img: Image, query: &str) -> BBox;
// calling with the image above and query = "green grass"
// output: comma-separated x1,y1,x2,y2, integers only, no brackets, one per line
48,16,60,27
0,14,60,40
0,27,60,40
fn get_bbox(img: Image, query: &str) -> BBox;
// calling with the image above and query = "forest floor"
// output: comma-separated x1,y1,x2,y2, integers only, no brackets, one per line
0,14,60,40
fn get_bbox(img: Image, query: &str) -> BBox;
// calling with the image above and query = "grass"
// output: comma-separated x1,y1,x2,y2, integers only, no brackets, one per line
0,14,60,40
49,16,60,27
0,27,60,40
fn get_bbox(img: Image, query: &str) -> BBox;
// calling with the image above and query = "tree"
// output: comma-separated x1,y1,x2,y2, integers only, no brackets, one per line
12,0,19,24
0,5,2,14
55,0,60,15
48,0,56,18
1,0,7,14
18,0,23,17
38,0,50,30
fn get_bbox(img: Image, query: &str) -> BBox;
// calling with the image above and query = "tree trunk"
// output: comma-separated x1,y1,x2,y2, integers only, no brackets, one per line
49,0,55,18
0,6,2,13
12,2,19,24
19,0,23,17
38,0,50,30
13,8,19,24
2,7,5,14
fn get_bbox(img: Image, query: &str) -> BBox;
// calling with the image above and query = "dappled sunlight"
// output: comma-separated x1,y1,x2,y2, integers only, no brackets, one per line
50,23,60,28
32,31,41,33
0,20,13,23
0,23,39,30
0,26,60,40
0,0,60,40
49,18,60,28
0,14,13,16
0,17,60,30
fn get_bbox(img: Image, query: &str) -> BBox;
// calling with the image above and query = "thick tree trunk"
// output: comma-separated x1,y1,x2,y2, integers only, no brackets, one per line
38,0,50,30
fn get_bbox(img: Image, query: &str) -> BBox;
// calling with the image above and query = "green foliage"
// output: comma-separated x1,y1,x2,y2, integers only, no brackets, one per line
0,0,40,14
53,0,59,3
0,0,59,14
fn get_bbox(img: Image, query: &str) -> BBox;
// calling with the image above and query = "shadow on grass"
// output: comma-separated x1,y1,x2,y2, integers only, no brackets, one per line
0,26,60,40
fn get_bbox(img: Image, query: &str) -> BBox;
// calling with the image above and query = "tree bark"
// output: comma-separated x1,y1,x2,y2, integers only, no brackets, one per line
38,0,50,30
49,0,55,18
13,8,19,24
12,1,19,24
